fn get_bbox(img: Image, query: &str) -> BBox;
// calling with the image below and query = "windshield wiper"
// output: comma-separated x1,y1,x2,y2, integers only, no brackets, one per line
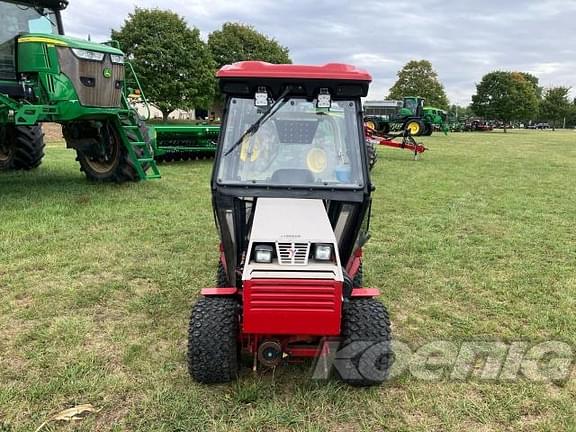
224,86,291,157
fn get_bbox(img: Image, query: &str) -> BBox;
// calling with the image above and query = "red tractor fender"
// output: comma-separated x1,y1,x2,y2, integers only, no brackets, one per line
201,287,238,296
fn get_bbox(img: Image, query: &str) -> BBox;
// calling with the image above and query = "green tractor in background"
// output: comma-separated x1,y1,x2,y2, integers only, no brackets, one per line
364,97,426,136
364,97,449,136
0,0,159,182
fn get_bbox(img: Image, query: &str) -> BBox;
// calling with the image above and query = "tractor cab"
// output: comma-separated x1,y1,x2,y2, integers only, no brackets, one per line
401,96,425,117
0,0,127,111
187,62,393,387
0,0,65,94
212,61,373,290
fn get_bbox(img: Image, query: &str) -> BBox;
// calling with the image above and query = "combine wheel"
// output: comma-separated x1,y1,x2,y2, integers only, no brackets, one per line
66,120,143,183
337,298,393,387
0,125,45,171
187,297,240,383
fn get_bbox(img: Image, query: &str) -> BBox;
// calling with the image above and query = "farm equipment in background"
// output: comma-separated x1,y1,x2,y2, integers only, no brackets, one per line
463,118,493,132
365,125,427,159
0,0,159,182
150,123,220,162
364,97,427,136
126,89,221,163
422,106,449,135
187,61,393,387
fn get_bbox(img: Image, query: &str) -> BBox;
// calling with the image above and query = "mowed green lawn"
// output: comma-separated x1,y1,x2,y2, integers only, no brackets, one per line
1,130,575,431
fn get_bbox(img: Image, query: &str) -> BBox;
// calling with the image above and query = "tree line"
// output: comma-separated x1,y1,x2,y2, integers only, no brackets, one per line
385,60,575,130
113,8,575,128
112,8,291,121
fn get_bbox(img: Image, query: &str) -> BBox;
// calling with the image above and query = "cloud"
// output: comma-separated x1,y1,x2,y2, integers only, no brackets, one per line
61,0,576,104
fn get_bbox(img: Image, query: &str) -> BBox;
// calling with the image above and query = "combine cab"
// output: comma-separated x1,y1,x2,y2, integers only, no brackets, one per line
187,61,393,386
0,0,159,182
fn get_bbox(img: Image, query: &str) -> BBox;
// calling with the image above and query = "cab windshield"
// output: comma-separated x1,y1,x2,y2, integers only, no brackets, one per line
216,97,365,189
0,3,58,80
0,3,58,38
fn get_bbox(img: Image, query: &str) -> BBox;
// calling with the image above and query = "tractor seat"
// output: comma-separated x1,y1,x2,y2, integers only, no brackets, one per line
271,169,314,185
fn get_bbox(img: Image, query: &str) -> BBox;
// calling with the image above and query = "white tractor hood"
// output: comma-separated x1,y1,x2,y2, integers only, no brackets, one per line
243,198,343,281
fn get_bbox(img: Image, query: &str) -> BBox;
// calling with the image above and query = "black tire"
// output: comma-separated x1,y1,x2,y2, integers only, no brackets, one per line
404,119,424,136
66,120,142,183
422,123,433,136
380,122,391,135
187,297,240,384
217,261,228,288
364,117,379,131
352,262,363,288
337,298,393,387
366,141,377,171
0,125,45,171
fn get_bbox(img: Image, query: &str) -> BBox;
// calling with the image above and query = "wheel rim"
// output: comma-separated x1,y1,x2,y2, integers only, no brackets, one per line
84,124,120,174
407,122,420,135
0,146,11,162
0,137,12,162
365,120,376,130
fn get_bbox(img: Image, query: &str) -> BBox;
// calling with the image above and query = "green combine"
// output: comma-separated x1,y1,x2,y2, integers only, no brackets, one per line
0,0,221,183
0,0,162,182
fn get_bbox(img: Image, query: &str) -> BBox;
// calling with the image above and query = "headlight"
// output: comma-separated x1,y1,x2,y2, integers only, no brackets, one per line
110,54,124,64
71,48,105,62
254,244,273,263
314,244,333,261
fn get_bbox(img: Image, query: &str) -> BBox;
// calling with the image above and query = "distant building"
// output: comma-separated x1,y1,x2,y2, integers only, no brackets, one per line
130,101,196,121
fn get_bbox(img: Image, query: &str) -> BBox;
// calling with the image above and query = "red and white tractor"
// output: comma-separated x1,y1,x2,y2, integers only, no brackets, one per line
187,61,393,386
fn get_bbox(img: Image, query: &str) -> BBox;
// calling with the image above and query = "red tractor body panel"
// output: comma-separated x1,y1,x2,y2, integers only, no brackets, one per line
217,61,372,82
243,279,343,335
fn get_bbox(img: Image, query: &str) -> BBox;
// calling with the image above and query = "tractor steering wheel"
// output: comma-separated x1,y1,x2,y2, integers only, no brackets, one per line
240,122,279,173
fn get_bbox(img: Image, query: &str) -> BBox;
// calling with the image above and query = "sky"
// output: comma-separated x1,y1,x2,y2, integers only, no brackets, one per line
62,0,576,105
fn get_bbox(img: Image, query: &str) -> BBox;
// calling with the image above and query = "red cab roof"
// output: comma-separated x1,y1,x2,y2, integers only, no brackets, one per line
217,61,372,82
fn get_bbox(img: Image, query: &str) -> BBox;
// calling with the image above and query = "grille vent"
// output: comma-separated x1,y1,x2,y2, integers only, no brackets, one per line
276,242,310,265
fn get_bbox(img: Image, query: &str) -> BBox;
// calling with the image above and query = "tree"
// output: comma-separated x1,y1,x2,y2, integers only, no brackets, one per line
207,22,291,69
471,71,539,132
512,72,541,97
388,60,449,109
539,86,572,130
112,8,216,122
449,104,473,119
569,100,576,128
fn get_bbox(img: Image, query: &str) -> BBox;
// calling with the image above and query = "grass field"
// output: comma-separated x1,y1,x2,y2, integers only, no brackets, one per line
1,130,575,431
